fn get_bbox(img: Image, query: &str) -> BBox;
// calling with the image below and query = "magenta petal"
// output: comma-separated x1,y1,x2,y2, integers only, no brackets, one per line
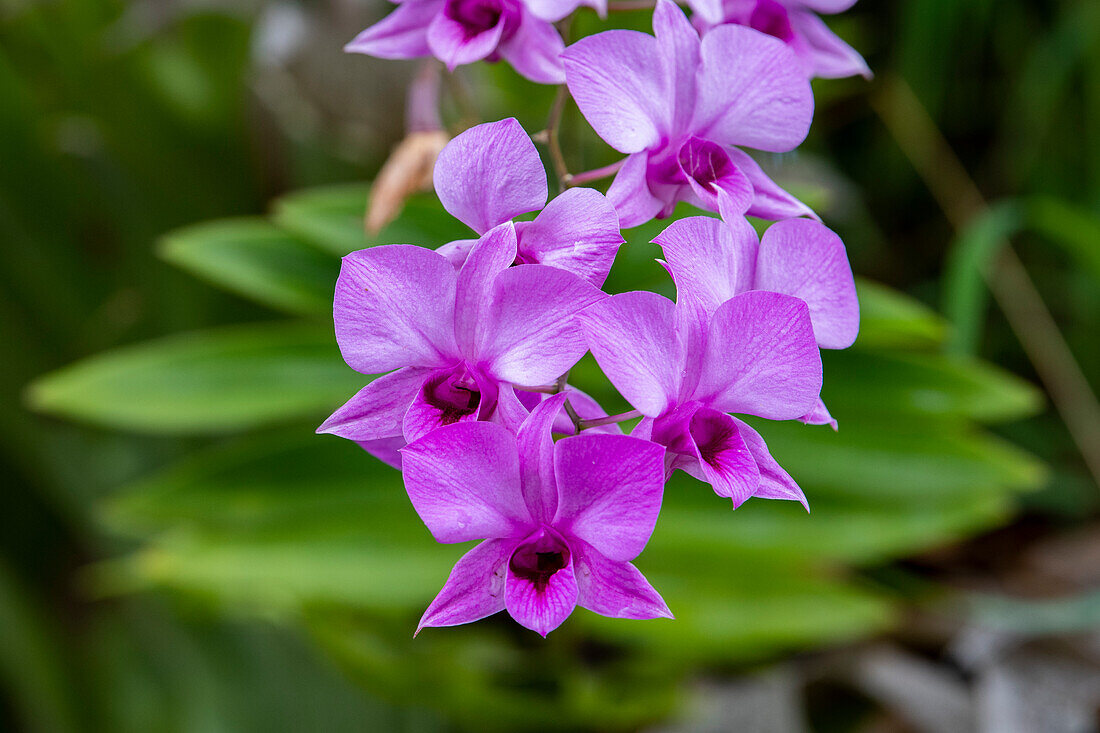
606,152,666,229
726,148,817,221
573,540,672,620
791,9,871,80
798,0,859,16
799,397,838,430
684,0,723,25
654,214,756,316
455,222,518,353
693,24,813,152
493,382,532,433
686,406,760,506
517,187,623,287
505,530,579,636
756,218,859,349
479,265,605,385
516,393,568,523
401,421,532,542
579,291,684,417
344,0,442,59
697,291,822,420
318,367,430,441
426,9,504,70
653,0,700,135
357,436,407,470
553,434,666,561
497,11,566,84
676,137,754,215
557,386,623,435
417,538,512,633
402,363,497,442
436,238,479,270
334,245,457,374
562,30,667,153
434,118,547,234
733,417,808,509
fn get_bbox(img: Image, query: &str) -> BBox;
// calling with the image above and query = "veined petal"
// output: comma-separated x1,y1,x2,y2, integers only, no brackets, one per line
684,0,724,25
426,9,504,70
756,218,859,349
317,367,430,441
797,0,858,14
553,434,665,562
727,148,818,221
733,417,808,509
402,363,498,442
524,0,602,22
455,222,518,354
401,421,532,542
562,30,667,153
791,8,871,79
417,538,512,633
497,11,566,84
654,214,756,317
517,187,622,287
505,531,578,636
516,393,567,523
344,0,442,58
479,265,605,386
686,406,760,506
435,238,478,269
573,541,672,620
606,152,666,229
696,291,822,420
653,0,700,136
693,24,813,152
433,118,547,234
334,245,457,374
356,436,407,470
676,137,754,215
579,291,685,417
799,397,838,430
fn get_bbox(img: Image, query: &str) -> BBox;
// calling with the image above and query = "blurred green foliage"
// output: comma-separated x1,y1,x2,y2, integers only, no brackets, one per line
2,0,1099,731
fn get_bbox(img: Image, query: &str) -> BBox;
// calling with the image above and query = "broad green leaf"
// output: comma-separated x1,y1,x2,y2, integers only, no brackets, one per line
853,278,946,350
27,322,361,434
272,184,463,256
159,218,337,315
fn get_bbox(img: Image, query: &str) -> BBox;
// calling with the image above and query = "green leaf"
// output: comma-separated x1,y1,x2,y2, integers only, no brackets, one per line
159,218,338,315
26,322,361,434
853,278,946,350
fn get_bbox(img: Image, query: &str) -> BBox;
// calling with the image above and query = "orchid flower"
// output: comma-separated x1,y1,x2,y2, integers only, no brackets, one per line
579,288,821,507
654,209,858,427
433,118,623,287
690,0,871,80
404,394,671,636
562,0,815,228
318,224,606,465
344,0,600,84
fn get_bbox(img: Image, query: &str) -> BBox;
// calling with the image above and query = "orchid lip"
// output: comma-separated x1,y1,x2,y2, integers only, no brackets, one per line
509,528,571,592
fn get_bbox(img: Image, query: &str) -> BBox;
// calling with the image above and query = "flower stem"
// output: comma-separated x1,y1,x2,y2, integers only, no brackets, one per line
578,410,642,430
566,159,625,187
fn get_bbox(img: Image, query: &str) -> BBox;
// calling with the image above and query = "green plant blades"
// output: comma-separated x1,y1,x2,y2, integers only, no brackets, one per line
26,322,361,434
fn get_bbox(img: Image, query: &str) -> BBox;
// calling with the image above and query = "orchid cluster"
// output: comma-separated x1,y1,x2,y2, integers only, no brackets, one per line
325,0,865,636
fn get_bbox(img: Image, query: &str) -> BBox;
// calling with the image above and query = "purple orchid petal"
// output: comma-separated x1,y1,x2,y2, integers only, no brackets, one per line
436,238,479,270
553,434,666,561
434,118,547,235
653,0,700,135
515,187,622,286
497,11,566,84
756,218,859,349
696,291,822,420
317,366,430,441
606,152,666,229
557,387,623,435
654,214,757,316
426,4,505,70
676,137,754,214
797,0,858,14
402,362,498,442
686,406,760,506
799,397,838,430
356,436,407,470
455,222,518,354
790,8,871,79
478,265,605,385
562,30,667,153
579,291,684,418
505,528,578,636
733,417,808,509
334,245,457,374
493,382,533,433
684,0,724,25
344,0,442,59
693,24,813,152
726,148,817,221
417,537,512,633
523,0,602,22
573,540,672,620
516,393,568,523
401,421,532,542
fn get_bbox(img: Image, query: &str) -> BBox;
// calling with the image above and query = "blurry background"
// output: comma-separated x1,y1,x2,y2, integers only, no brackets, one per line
2,0,1099,730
